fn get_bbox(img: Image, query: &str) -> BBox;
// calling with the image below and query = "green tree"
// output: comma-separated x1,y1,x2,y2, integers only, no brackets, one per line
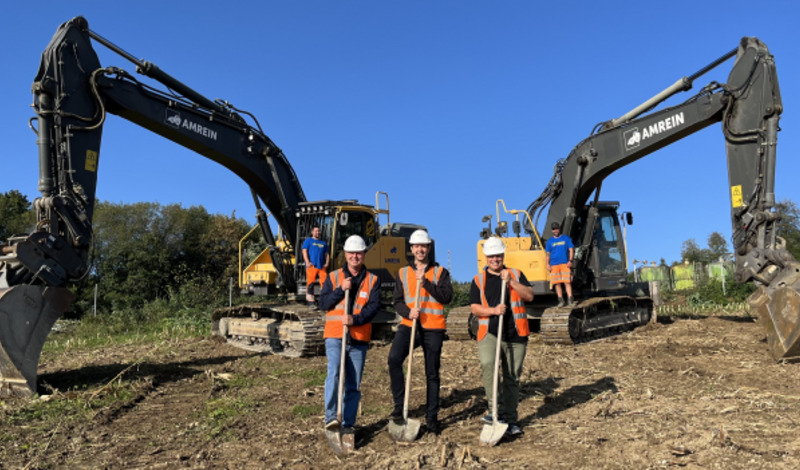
680,238,705,263
774,199,800,260
0,190,35,241
71,201,252,317
707,231,729,262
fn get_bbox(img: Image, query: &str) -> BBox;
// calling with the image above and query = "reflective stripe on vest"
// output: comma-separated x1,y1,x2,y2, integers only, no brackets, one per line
399,266,446,329
323,268,378,341
474,268,529,341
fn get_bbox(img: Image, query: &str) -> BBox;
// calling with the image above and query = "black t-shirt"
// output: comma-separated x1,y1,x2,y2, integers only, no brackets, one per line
469,268,531,343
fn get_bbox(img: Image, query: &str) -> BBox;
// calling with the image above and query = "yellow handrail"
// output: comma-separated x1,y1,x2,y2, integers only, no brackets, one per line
495,199,544,250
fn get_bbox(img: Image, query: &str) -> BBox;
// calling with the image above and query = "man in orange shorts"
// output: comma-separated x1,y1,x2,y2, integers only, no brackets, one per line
303,225,329,307
545,222,575,307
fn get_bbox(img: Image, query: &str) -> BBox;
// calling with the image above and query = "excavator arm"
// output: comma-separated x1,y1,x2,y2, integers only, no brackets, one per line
0,16,307,395
527,37,799,360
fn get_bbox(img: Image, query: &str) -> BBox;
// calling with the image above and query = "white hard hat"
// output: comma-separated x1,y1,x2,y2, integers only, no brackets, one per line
409,229,432,245
482,237,506,256
343,235,367,252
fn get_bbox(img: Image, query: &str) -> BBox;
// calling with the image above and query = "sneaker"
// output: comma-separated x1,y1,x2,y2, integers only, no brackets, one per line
557,298,566,307
568,296,577,306
506,423,523,436
481,414,504,425
325,419,340,430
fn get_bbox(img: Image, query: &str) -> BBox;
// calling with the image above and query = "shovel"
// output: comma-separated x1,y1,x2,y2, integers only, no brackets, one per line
480,279,509,446
326,290,350,456
387,282,422,442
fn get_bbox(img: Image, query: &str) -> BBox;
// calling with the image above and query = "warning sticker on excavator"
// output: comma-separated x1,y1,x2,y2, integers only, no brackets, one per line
366,219,375,237
85,150,98,172
731,185,743,208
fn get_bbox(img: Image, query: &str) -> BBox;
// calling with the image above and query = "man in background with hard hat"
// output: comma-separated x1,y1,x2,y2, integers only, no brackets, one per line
319,235,381,448
388,229,453,435
545,222,576,307
470,236,534,437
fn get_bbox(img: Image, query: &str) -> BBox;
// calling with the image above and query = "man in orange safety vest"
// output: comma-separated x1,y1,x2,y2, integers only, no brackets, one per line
470,236,533,438
388,229,452,435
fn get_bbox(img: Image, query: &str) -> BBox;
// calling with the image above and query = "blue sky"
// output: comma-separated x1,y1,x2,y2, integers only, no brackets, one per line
3,1,799,282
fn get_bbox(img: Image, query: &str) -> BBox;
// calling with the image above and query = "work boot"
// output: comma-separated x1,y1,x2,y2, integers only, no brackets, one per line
427,418,441,436
568,296,577,306
505,423,524,436
341,427,355,452
389,406,403,422
557,297,566,307
481,414,504,425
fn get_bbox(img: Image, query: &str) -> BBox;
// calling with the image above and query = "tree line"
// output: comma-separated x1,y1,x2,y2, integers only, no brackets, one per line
1,190,251,318
679,199,800,265
3,189,800,316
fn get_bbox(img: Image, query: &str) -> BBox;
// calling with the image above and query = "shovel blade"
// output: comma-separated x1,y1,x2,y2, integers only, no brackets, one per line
479,422,508,446
387,418,421,442
325,427,346,456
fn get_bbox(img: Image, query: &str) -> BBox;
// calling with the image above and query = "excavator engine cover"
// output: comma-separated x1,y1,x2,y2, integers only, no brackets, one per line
0,286,73,396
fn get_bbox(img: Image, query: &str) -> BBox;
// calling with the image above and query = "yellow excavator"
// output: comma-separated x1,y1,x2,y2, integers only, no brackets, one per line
215,194,428,356
449,38,800,362
0,17,425,396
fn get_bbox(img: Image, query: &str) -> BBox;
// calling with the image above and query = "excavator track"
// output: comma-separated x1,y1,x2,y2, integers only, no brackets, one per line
540,296,653,345
213,303,326,357
446,306,476,341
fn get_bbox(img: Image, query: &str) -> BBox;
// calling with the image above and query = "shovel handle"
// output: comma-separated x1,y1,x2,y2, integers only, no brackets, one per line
403,280,422,420
490,279,507,424
337,289,350,423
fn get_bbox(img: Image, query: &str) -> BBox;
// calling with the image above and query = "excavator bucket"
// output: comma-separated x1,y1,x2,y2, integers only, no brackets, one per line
748,266,800,361
0,286,73,397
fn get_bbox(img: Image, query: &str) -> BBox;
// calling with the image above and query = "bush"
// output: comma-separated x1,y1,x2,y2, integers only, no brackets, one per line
688,275,756,306
447,281,471,312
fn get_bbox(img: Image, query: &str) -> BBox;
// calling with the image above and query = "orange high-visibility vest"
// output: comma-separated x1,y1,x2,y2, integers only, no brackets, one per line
399,265,446,330
323,268,378,341
474,268,529,341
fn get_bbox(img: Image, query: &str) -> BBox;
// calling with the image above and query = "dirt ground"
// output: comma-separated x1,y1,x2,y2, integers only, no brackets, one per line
5,312,800,469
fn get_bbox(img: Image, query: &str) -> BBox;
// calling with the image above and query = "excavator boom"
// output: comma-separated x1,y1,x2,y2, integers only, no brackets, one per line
454,38,800,359
530,37,800,359
0,16,308,395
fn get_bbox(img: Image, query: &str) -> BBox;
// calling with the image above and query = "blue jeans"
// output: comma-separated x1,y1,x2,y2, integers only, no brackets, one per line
324,338,368,428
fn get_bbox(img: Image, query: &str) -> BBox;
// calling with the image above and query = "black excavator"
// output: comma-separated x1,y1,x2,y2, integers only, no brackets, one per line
0,17,425,396
448,37,800,362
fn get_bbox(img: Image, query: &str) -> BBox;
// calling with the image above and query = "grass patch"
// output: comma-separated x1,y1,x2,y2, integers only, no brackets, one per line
298,369,326,388
361,404,393,417
292,404,322,419
1,376,140,444
42,303,212,359
201,396,253,439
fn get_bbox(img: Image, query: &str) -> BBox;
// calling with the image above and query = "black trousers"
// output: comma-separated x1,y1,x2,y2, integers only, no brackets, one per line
387,324,444,421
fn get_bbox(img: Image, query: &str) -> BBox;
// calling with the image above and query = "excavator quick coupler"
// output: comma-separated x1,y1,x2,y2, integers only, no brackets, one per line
0,285,73,396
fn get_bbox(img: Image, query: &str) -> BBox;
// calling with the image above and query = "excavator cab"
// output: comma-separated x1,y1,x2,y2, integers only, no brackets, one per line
239,195,413,300
572,203,629,293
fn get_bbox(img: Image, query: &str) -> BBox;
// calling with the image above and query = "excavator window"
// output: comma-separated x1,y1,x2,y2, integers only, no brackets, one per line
334,210,378,253
595,212,624,274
